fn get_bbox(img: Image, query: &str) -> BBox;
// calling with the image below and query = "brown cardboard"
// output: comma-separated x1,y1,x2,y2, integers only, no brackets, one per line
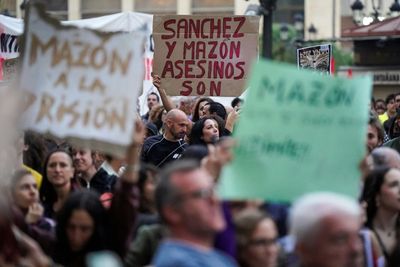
153,15,260,96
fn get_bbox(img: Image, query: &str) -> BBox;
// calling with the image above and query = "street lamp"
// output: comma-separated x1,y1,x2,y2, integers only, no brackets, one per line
293,13,304,36
280,24,289,41
351,0,400,26
308,23,317,40
390,0,400,17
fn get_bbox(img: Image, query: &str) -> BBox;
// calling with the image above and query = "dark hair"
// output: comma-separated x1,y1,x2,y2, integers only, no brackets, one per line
138,163,159,213
40,149,74,209
231,97,243,108
55,190,107,265
234,209,275,255
155,160,200,223
386,94,396,105
181,145,209,162
188,115,224,146
10,169,32,194
23,130,47,175
207,102,227,120
361,166,391,228
192,97,214,122
149,105,165,131
369,114,384,144
148,92,160,102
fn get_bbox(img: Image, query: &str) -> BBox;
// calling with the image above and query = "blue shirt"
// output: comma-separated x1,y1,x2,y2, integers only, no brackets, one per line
152,240,237,267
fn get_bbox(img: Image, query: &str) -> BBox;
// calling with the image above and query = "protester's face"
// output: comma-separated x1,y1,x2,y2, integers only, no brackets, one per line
378,169,400,212
298,213,362,267
395,95,400,109
66,209,94,252
147,94,159,110
72,148,94,173
375,101,386,115
172,168,225,235
198,101,209,119
202,119,219,144
13,174,39,209
168,114,189,140
242,218,279,267
47,152,74,187
367,124,381,152
387,99,396,113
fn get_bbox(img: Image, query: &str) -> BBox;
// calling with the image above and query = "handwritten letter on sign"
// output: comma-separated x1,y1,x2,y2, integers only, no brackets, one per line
218,60,372,202
153,15,260,97
19,6,145,156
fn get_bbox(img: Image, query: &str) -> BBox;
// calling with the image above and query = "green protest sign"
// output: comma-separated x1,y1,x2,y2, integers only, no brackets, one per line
218,60,372,202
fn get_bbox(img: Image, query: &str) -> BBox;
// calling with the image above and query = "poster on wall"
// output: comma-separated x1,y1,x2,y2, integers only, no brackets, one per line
297,44,332,75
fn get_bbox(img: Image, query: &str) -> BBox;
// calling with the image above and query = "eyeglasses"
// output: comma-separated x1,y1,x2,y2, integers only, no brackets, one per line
248,238,278,247
177,187,216,201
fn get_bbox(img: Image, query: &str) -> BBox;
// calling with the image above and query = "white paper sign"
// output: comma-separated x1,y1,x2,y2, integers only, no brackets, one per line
19,5,146,156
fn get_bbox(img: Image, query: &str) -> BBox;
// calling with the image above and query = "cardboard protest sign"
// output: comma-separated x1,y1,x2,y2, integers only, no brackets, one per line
153,15,260,97
297,44,332,75
218,60,372,202
19,5,145,157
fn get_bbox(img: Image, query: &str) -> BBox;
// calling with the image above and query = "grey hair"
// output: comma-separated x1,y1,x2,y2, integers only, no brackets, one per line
289,192,361,245
155,159,201,223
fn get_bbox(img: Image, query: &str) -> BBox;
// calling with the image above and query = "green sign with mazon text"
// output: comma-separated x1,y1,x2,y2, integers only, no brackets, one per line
218,60,372,202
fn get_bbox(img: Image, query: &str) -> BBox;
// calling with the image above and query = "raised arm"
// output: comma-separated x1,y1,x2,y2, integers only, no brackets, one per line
109,119,146,258
151,73,175,112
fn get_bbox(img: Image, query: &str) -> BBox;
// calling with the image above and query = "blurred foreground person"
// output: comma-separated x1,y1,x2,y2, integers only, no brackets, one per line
152,160,237,267
235,208,280,267
290,192,363,267
0,194,52,267
53,119,145,267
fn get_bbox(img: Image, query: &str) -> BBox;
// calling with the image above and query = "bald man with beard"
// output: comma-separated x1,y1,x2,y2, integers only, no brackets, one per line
141,109,189,168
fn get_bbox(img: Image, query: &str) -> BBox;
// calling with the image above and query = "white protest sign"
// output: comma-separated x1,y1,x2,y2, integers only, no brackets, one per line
19,5,146,156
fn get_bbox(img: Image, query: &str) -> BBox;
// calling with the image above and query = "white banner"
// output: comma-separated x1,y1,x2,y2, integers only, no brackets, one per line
20,5,146,156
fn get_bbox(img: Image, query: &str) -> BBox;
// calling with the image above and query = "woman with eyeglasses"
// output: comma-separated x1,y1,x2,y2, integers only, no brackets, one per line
234,208,281,267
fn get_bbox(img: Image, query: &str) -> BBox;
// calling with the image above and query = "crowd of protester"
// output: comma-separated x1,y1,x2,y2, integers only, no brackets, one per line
1,71,400,267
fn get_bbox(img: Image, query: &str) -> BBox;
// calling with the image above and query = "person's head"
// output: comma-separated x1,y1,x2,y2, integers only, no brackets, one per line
10,170,39,210
181,145,209,162
155,160,225,240
179,96,195,116
189,115,224,145
361,167,400,228
71,148,97,176
235,208,279,267
368,147,400,170
56,190,106,258
204,102,227,120
23,130,47,174
192,97,214,122
290,192,362,267
367,115,384,153
138,163,159,213
395,93,400,110
388,110,400,139
386,94,396,115
375,99,386,115
231,97,243,109
149,105,166,131
40,149,75,204
164,109,189,140
147,92,160,110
